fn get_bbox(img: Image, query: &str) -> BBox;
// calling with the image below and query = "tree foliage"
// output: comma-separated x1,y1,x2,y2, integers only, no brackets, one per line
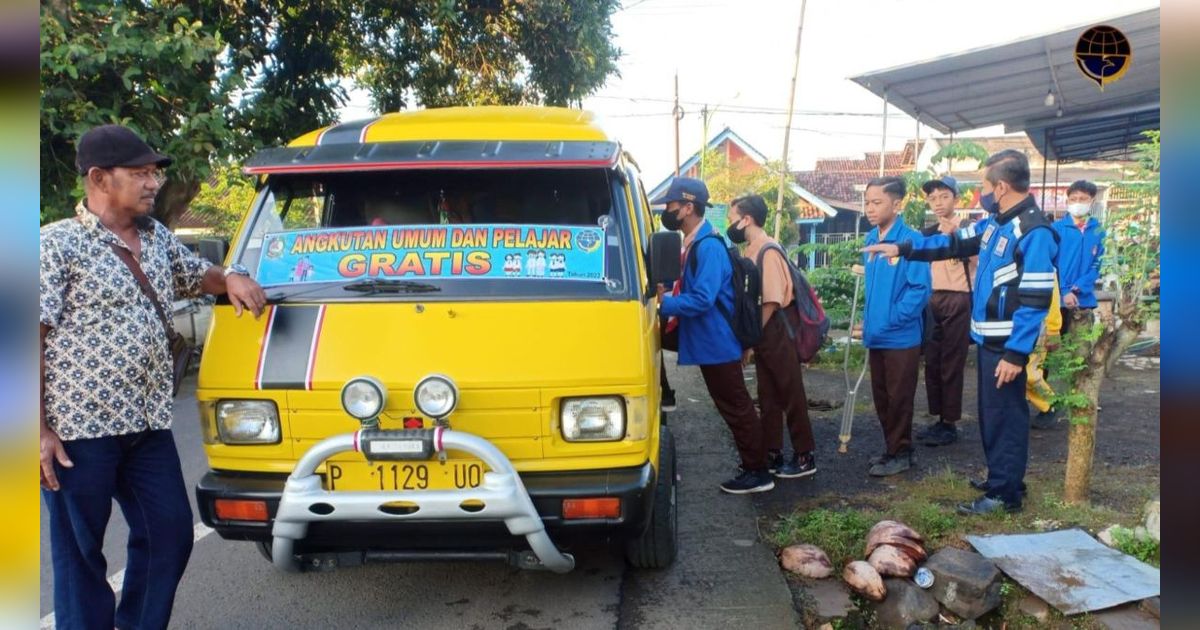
697,148,800,246
1046,130,1160,504
40,2,237,223
40,0,622,225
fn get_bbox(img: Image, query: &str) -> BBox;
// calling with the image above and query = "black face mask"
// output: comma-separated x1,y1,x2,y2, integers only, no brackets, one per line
661,207,684,231
726,219,748,244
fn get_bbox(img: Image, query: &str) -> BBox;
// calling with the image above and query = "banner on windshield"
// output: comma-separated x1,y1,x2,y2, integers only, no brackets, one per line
255,224,607,285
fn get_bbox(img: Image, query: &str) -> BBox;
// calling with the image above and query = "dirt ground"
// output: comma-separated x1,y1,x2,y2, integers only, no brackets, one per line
747,353,1161,519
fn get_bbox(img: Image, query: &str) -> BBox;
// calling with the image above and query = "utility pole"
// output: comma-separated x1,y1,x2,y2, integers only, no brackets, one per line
774,0,807,240
700,104,710,178
673,72,682,177
879,90,888,178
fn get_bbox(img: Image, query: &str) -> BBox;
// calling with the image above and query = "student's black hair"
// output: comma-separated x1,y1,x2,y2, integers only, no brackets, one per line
984,149,1031,192
730,194,769,227
1066,180,1098,198
865,176,906,201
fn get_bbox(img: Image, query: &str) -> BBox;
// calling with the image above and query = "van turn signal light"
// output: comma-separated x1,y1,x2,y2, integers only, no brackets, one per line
214,499,269,522
562,497,621,520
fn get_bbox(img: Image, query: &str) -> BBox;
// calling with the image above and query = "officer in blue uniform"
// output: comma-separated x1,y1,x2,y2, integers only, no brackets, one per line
863,149,1058,515
1053,180,1106,334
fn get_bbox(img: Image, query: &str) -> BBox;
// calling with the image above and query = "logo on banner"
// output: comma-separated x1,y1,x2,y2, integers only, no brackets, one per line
1074,25,1132,91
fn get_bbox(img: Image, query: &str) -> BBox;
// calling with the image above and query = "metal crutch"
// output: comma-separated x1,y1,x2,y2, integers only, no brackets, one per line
838,264,869,454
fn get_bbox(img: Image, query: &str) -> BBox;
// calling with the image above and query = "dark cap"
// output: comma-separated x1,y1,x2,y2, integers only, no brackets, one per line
921,175,958,196
650,177,710,207
75,124,172,175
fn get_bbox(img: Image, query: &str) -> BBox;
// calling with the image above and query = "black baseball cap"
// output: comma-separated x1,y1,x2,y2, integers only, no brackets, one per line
921,175,958,195
75,124,172,175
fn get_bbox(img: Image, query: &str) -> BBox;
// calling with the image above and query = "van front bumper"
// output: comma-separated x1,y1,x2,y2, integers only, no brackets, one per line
196,430,655,572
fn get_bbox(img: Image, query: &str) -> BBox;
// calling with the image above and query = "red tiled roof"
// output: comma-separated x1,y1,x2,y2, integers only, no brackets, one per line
794,140,923,207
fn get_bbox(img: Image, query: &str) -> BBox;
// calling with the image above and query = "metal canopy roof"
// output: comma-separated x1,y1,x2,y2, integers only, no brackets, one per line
850,7,1159,161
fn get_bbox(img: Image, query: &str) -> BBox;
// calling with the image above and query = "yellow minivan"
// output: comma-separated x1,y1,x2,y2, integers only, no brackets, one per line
194,106,682,573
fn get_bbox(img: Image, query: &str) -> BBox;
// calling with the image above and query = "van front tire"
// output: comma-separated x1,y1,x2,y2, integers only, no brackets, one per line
624,426,678,569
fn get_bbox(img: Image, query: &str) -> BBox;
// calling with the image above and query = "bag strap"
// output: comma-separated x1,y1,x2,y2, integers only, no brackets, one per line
109,243,174,336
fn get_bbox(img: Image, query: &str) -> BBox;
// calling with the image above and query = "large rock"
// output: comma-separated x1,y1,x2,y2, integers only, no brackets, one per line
872,579,939,629
805,579,855,620
1144,500,1160,542
1018,593,1051,624
924,548,1002,619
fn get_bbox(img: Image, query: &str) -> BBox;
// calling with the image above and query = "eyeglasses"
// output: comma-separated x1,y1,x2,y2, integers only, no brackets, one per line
128,169,167,186
106,167,166,186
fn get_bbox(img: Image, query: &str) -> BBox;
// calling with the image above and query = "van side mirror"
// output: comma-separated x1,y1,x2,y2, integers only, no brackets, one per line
649,231,682,288
198,237,229,266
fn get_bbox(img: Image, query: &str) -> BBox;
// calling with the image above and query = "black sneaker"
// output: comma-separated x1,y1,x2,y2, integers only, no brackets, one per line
774,452,817,479
917,421,959,446
719,469,775,494
1031,408,1059,430
767,451,783,474
868,451,913,477
661,389,677,412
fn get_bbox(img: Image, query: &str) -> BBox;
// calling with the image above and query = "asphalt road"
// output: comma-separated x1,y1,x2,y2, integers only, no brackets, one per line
39,360,801,630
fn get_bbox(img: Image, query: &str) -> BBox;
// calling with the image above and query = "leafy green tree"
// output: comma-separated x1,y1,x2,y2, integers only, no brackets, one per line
1046,130,1160,504
698,148,800,246
40,0,622,226
40,2,237,224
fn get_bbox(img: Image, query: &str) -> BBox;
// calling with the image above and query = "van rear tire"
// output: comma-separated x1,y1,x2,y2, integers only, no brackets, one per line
624,426,678,569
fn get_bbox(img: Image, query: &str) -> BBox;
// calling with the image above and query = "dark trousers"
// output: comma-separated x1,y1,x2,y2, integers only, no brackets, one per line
976,345,1030,505
869,346,921,455
924,291,972,423
699,361,767,471
660,326,678,395
755,312,815,455
43,429,194,630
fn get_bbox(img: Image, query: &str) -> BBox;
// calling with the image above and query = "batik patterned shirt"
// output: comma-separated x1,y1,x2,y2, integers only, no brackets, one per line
40,204,211,440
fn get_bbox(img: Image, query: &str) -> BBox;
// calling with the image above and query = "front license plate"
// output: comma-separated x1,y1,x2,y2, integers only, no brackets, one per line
326,460,485,491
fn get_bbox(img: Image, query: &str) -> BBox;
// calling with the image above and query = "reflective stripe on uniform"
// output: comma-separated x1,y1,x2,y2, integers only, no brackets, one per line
972,320,1015,336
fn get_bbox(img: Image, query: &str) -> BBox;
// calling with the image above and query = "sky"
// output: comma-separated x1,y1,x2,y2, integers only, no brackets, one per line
339,0,1159,187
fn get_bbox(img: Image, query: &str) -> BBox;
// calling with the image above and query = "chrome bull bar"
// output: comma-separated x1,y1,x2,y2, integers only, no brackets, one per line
271,427,575,573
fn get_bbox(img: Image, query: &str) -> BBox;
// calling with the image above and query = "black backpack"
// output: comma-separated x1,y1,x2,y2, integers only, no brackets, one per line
689,233,763,349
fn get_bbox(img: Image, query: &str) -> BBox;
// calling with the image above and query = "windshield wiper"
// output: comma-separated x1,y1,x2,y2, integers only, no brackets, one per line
342,279,442,294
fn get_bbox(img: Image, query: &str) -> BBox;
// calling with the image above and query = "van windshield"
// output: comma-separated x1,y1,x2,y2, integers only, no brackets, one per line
234,169,637,302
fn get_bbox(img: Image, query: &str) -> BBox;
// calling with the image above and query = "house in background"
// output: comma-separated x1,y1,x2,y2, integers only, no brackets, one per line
646,127,838,269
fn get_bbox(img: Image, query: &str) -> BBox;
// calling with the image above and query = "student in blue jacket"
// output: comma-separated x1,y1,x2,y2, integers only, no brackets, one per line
1053,180,1106,334
860,177,932,478
864,150,1058,515
653,177,772,495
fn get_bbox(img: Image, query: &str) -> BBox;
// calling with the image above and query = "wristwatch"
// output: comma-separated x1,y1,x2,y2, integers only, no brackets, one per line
223,263,250,279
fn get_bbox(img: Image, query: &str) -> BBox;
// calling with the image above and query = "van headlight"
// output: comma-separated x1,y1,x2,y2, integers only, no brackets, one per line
561,397,626,442
342,376,387,421
216,400,281,444
414,374,458,419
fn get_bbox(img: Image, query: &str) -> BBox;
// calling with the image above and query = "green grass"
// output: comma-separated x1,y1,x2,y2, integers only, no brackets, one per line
1110,526,1161,567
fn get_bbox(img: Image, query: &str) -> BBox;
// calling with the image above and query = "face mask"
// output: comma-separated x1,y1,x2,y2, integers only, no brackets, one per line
726,218,747,244
980,191,1000,214
661,207,683,231
1067,202,1091,218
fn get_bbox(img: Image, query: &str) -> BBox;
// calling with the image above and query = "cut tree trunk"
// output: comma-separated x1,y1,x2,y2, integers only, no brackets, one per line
152,178,201,229
1063,304,1117,505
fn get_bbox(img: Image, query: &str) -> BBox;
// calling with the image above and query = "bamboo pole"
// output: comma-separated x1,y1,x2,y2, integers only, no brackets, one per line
773,0,807,240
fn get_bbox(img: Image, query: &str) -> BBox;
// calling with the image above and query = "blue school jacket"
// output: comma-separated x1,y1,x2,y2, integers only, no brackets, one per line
660,220,742,366
862,220,931,350
1052,215,1105,309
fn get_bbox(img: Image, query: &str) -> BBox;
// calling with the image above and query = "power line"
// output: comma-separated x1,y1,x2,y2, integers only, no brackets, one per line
588,94,909,117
